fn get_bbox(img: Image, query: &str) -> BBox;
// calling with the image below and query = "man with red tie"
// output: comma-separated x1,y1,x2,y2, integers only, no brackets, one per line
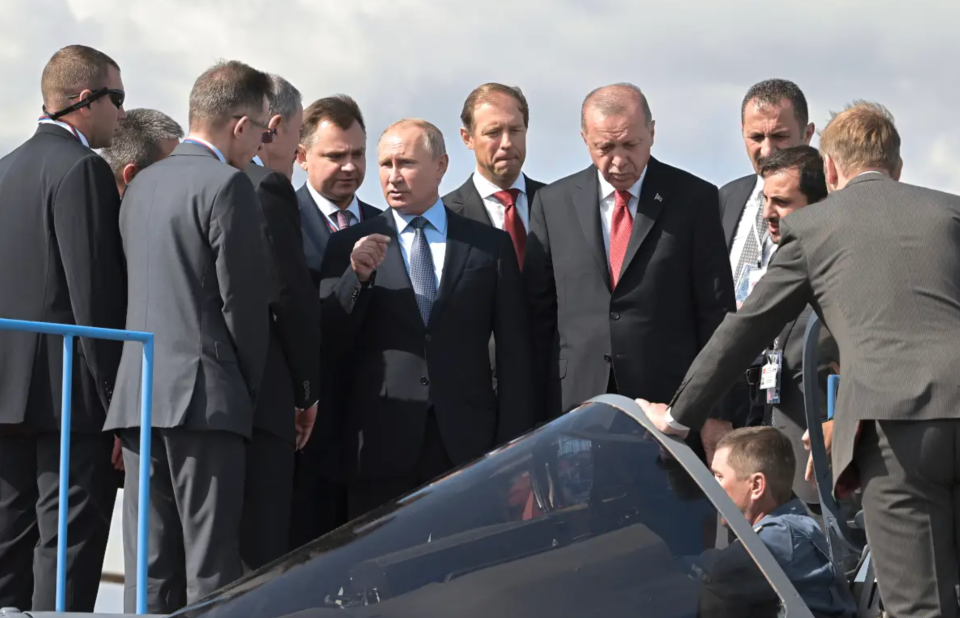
525,83,736,456
443,83,546,266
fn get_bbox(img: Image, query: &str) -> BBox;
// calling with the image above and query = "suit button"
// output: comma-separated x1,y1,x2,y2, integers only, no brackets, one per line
610,312,620,320
603,354,611,362
425,334,432,342
420,377,430,386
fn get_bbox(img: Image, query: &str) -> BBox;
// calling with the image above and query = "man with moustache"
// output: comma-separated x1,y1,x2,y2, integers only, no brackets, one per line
101,108,183,197
0,43,127,612
296,95,381,285
241,74,321,569
105,60,272,612
318,119,533,518
525,83,735,459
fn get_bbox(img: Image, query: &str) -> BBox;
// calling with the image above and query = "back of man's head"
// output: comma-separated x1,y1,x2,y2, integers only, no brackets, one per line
819,101,901,179
188,60,271,132
716,426,796,506
760,145,828,205
41,44,119,113
267,74,301,121
100,108,183,191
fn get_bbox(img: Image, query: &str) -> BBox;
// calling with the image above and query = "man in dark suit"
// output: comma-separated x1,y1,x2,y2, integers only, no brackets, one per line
640,102,960,618
105,60,273,613
242,74,321,570
295,95,381,285
525,83,736,457
0,44,127,612
100,108,183,197
719,79,816,429
320,118,533,519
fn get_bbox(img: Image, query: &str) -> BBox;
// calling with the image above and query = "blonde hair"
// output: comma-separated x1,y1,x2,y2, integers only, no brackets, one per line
819,100,900,175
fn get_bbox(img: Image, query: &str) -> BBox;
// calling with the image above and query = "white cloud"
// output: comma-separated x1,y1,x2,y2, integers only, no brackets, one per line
2,0,959,201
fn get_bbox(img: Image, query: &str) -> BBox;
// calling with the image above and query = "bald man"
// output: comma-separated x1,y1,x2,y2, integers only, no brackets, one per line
525,83,736,456
318,119,534,518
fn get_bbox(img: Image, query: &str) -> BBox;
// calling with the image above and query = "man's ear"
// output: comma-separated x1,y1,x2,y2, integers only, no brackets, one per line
269,114,282,131
750,472,766,502
121,162,138,187
892,157,903,181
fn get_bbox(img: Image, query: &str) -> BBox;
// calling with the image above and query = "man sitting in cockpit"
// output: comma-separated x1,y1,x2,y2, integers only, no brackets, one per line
704,427,855,618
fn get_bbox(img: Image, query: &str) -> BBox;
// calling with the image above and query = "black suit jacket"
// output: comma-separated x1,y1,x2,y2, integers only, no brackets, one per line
0,124,126,432
296,184,381,286
442,172,545,226
246,164,321,443
525,158,736,420
319,207,534,480
719,174,757,250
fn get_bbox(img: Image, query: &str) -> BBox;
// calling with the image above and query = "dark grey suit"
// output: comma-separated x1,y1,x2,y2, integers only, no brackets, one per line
667,173,960,618
719,174,757,250
106,142,271,613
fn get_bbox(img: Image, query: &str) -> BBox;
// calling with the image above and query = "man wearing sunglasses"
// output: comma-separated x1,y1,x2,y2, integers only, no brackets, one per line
241,73,321,572
104,60,273,613
0,44,128,612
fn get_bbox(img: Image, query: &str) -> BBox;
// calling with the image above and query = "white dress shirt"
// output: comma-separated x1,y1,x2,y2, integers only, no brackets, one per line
391,199,447,287
38,118,90,148
306,182,362,231
471,170,529,231
597,167,647,264
729,175,765,276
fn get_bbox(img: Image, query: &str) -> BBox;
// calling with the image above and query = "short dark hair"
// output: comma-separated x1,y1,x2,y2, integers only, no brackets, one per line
100,108,184,181
716,427,796,505
41,45,120,112
460,83,529,133
741,79,809,129
759,145,828,205
188,60,271,131
300,95,366,147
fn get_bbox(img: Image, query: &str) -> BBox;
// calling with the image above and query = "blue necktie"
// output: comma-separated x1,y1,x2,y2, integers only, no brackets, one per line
409,216,436,324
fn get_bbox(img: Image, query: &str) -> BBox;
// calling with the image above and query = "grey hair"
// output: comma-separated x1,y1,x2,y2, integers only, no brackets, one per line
267,73,301,120
380,118,446,159
100,108,184,181
581,82,653,129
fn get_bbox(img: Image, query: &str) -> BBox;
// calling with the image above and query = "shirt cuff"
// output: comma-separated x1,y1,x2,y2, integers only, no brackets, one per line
664,407,690,432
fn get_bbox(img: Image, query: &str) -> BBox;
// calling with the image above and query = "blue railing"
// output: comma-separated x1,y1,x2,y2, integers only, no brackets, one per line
0,318,153,615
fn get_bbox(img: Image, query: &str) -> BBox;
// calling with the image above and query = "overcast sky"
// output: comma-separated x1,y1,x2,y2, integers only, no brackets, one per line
2,0,959,205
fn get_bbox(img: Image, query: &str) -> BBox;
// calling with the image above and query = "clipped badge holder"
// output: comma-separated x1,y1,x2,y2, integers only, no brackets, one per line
760,349,783,404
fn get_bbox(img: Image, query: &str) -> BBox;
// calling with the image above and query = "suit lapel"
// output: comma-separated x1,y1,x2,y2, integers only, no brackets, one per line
619,159,666,281
378,211,426,332
572,167,611,289
462,181,494,226
723,176,756,250
296,185,331,266
430,209,471,326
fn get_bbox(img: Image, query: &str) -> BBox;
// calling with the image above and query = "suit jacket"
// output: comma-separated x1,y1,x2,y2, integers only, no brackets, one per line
524,158,736,419
0,124,126,432
105,143,271,439
442,172,545,226
246,163,321,443
296,184,381,286
719,174,757,249
667,174,960,489
319,207,534,480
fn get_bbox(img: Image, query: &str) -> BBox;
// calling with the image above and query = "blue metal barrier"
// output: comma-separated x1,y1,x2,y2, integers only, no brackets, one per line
0,318,153,615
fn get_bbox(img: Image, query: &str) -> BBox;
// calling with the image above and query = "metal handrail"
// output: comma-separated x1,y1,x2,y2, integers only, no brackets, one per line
0,318,153,615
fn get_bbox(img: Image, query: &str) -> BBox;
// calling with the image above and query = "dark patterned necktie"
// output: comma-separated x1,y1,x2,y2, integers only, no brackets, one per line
409,216,436,324
336,209,354,231
734,190,766,282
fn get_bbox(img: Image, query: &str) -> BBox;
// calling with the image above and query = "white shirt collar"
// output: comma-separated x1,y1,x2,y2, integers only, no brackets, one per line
597,166,647,201
392,199,447,235
252,155,264,167
472,170,526,200
306,181,360,219
38,117,90,148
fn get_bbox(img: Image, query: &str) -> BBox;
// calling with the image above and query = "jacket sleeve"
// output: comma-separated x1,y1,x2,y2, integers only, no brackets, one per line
523,190,557,422
208,172,271,401
53,153,127,409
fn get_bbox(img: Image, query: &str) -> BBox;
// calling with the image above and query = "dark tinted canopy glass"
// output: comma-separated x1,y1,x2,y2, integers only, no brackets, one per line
174,402,783,618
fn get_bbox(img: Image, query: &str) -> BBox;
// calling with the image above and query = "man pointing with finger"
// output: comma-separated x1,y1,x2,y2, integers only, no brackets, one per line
319,118,534,519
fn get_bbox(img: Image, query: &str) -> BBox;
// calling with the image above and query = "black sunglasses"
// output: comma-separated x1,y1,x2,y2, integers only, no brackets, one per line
44,87,125,121
233,115,276,144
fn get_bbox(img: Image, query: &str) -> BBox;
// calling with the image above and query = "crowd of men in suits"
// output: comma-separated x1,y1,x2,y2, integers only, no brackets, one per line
0,42,958,618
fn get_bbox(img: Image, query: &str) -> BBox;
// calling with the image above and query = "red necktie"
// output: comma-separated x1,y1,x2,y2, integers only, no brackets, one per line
493,188,526,269
609,190,633,289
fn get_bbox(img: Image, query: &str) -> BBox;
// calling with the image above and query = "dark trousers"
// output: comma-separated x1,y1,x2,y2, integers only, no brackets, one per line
857,419,960,618
240,428,295,572
119,428,246,614
0,429,115,612
289,455,348,550
347,411,454,520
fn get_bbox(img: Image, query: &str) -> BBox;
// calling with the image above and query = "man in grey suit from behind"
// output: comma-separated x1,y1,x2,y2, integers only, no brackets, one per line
639,102,960,618
105,61,273,613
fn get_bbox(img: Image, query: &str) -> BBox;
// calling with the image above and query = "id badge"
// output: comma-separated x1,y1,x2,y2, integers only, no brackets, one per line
760,350,783,404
